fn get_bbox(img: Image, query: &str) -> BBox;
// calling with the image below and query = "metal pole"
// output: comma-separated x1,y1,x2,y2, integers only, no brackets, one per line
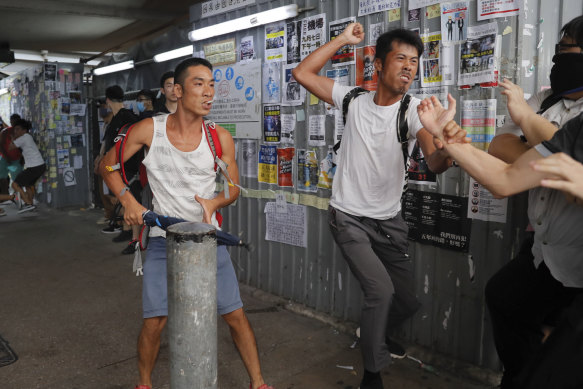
166,222,217,389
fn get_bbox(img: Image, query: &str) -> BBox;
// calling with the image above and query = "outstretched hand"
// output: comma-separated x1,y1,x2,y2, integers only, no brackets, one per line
433,120,472,149
417,94,457,140
531,153,583,201
195,195,215,224
341,23,365,45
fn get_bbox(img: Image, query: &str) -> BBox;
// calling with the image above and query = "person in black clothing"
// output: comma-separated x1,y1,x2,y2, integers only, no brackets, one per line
101,85,141,254
155,71,177,114
136,89,156,120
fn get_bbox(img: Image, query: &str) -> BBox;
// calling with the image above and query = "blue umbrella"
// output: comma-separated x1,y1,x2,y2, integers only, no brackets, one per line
142,210,249,249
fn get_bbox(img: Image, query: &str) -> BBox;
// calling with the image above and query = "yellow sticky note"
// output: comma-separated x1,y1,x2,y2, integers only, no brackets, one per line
309,93,319,105
389,8,401,22
71,149,76,154
426,4,440,19
49,149,55,156
51,182,58,188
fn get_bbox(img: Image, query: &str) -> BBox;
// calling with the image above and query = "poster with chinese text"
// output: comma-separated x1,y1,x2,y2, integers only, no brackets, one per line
277,147,295,187
300,13,326,61
263,105,281,143
356,46,377,91
258,145,277,184
330,17,356,67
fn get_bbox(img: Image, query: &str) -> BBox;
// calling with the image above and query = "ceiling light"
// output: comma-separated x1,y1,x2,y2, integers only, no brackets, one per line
0,88,9,95
153,45,194,63
189,4,298,42
93,60,134,76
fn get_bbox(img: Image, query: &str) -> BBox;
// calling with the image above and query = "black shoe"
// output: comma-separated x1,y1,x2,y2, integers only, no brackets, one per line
386,337,406,359
359,370,383,389
112,230,132,243
121,240,138,255
101,224,121,234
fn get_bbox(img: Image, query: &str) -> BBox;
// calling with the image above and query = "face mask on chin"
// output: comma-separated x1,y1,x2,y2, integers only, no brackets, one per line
136,102,146,112
550,53,583,96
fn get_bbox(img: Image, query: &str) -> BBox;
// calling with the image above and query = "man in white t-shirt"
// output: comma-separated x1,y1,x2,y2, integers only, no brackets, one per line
292,23,462,389
9,119,45,213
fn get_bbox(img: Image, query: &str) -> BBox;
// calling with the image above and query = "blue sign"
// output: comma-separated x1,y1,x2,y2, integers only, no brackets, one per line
213,69,222,82
225,67,234,80
235,76,245,90
245,87,255,101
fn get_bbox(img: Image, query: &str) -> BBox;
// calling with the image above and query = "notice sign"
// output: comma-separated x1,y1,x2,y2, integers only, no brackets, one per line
403,189,471,252
264,202,308,248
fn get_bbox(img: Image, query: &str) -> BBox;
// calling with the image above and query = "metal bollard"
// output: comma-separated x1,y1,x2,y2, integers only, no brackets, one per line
166,222,217,389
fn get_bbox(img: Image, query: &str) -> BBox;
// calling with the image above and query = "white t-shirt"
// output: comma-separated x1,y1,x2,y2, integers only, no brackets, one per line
330,84,424,219
142,114,219,237
13,133,44,168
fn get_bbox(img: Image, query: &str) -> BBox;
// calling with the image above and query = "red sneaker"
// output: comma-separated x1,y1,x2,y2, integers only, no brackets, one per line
250,385,274,389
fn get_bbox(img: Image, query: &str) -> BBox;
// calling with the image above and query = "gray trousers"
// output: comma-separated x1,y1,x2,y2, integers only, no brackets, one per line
328,206,420,372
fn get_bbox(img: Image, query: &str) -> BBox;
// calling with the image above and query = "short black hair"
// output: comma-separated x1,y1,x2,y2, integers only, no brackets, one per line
160,71,175,88
561,15,583,48
174,57,213,87
13,118,31,131
105,85,124,102
375,28,424,63
10,113,21,121
137,89,155,101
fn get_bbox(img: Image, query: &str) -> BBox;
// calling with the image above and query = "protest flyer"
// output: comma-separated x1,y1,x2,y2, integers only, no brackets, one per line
359,0,401,16
282,64,305,106
467,177,508,223
264,22,286,62
302,150,319,192
408,141,437,185
330,17,356,67
441,1,468,44
308,114,326,147
409,0,440,9
240,36,255,61
262,62,281,104
356,46,377,91
420,32,443,87
461,99,496,151
264,202,307,248
241,140,258,178
317,147,336,189
258,144,277,184
458,22,498,86
369,22,385,45
277,147,295,187
325,68,349,115
300,13,326,61
478,0,521,21
286,21,302,64
281,113,296,144
263,105,281,143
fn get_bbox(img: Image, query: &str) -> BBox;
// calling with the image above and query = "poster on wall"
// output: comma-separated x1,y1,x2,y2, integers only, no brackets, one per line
264,202,307,248
369,22,385,45
478,0,521,21
420,32,443,87
300,13,326,61
408,141,437,185
402,189,471,252
203,38,237,66
356,46,377,91
258,144,277,184
200,0,255,18
441,1,468,44
317,147,336,189
262,62,281,104
241,140,258,178
458,22,498,86
330,17,356,67
467,177,508,223
297,149,319,193
206,60,261,138
44,63,57,82
263,105,281,143
240,36,255,61
325,68,349,115
281,113,296,145
264,22,286,62
282,64,305,106
359,0,401,16
277,147,295,187
461,99,496,151
409,0,440,10
308,114,326,147
286,21,302,64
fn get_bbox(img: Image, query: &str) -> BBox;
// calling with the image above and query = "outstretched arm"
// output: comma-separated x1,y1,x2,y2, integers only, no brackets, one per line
531,152,583,201
195,126,240,224
99,119,153,225
292,22,364,105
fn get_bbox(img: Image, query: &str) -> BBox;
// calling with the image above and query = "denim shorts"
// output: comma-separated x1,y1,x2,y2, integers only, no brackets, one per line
142,237,243,318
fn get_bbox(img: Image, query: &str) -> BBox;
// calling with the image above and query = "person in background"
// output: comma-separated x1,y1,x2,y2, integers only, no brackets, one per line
136,89,156,120
155,71,177,114
8,119,45,213
0,114,24,202
94,101,118,226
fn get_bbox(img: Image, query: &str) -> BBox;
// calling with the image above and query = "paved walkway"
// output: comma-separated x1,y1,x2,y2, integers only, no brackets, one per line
0,204,496,388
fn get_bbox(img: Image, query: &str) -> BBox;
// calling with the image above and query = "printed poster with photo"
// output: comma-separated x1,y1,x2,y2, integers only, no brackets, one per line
282,64,305,106
258,144,277,184
420,32,443,87
286,21,302,64
262,62,281,104
240,36,255,61
263,105,281,143
441,1,468,44
264,22,286,62
297,149,319,193
458,22,498,86
330,17,356,67
277,147,295,187
356,46,377,91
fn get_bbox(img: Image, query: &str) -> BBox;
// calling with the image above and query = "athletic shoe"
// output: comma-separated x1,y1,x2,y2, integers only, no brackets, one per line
0,208,6,216
122,240,138,255
250,384,274,389
18,204,36,214
112,229,132,243
101,224,121,234
386,338,406,359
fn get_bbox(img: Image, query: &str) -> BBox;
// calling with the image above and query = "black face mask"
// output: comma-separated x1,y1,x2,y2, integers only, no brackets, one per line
550,53,583,96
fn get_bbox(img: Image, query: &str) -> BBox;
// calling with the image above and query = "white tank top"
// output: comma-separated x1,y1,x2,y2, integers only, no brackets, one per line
143,114,218,237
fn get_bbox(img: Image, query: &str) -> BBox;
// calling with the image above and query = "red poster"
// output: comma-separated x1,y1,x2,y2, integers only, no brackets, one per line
356,46,377,91
277,147,295,187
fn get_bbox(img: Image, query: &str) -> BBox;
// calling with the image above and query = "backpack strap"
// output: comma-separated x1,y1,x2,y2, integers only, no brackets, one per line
333,87,369,154
397,94,412,195
105,123,136,186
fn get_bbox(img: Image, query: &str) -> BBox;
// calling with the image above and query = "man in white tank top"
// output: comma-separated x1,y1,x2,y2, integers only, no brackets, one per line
101,58,273,389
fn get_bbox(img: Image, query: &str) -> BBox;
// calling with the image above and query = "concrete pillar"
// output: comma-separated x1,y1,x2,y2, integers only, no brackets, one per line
166,222,217,389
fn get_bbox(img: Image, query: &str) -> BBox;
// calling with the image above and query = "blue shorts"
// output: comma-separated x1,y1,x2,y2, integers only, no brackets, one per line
0,158,23,180
142,237,243,318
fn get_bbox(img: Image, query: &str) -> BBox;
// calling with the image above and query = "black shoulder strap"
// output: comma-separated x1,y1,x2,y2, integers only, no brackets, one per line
537,93,562,114
333,87,369,154
397,94,412,195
